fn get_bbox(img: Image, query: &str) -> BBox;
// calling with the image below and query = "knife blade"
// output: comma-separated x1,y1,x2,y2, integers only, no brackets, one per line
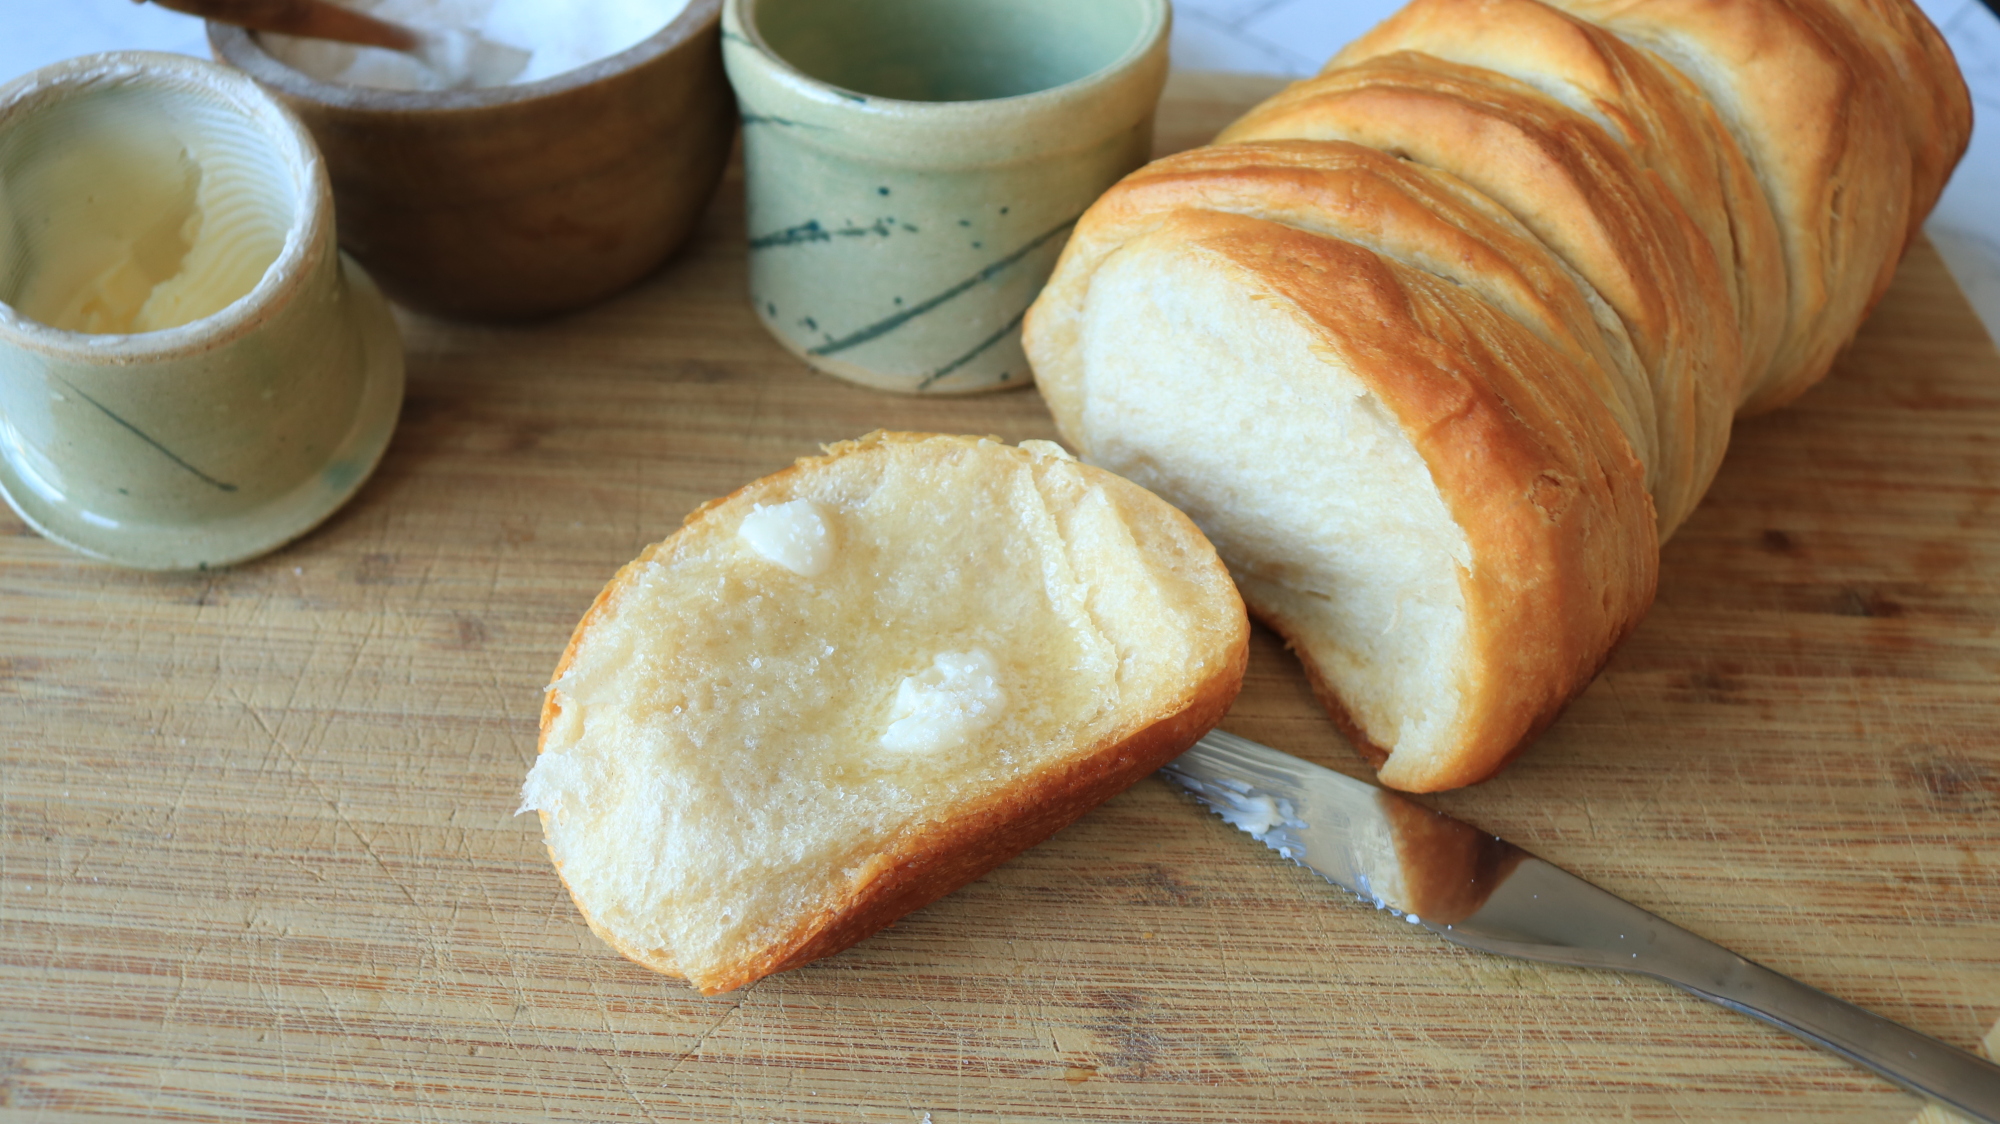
1160,729,2000,1123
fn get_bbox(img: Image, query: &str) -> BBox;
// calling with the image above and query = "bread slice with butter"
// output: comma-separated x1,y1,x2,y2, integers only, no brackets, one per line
520,432,1249,994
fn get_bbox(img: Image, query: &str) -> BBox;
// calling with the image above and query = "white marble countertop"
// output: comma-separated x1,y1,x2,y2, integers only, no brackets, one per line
7,0,1998,343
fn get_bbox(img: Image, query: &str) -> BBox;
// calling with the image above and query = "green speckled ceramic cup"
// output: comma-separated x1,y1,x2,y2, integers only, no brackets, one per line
722,0,1169,394
0,53,404,571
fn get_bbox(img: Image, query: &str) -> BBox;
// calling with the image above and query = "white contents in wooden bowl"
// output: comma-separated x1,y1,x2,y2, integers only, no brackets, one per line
260,0,693,92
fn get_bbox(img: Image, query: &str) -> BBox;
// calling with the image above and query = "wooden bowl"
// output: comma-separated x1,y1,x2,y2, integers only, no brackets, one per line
208,0,735,321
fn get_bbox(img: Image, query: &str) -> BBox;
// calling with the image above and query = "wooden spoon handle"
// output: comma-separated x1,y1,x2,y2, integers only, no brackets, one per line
143,0,419,51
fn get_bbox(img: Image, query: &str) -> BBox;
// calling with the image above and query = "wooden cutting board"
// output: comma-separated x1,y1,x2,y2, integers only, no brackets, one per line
2,72,1996,1124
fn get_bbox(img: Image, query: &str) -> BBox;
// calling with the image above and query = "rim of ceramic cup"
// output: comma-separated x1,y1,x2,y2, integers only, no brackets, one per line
0,51,328,363
727,0,1170,123
208,0,724,115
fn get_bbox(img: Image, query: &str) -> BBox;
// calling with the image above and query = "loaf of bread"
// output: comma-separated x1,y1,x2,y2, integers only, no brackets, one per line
1023,0,1968,791
519,432,1248,993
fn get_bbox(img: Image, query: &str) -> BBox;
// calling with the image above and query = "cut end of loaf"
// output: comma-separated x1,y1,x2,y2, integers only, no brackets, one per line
1073,229,1477,775
1027,201,1656,792
523,432,1248,992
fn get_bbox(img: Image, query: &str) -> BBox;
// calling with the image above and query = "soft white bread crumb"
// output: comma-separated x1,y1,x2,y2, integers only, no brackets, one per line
1079,232,1472,760
524,432,1248,993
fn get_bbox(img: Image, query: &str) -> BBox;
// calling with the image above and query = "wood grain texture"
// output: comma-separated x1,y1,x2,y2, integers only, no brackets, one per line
1,72,1996,1122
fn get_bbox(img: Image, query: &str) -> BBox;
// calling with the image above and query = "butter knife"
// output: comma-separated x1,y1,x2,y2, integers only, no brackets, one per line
1160,729,2000,1122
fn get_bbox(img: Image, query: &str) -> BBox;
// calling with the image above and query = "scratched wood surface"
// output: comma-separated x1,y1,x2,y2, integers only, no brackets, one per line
2,73,1997,1123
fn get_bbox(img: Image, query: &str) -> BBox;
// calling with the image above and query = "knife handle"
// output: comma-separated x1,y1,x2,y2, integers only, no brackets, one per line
1680,959,2000,1124
1429,860,2000,1123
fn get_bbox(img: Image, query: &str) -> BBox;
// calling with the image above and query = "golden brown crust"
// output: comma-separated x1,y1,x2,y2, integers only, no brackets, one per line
1331,0,1787,408
1534,0,1917,411
1812,0,1971,228
1219,51,1739,536
532,431,1250,991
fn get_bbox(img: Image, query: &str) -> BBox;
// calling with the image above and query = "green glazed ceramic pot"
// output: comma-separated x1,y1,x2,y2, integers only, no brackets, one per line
722,0,1170,394
0,52,404,571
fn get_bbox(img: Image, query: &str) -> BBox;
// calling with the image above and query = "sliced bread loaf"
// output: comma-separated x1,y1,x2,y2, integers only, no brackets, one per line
1024,0,1964,790
1026,138,1661,790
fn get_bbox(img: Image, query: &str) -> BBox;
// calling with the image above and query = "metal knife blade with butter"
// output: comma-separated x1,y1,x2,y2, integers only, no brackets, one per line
1161,730,2000,1122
